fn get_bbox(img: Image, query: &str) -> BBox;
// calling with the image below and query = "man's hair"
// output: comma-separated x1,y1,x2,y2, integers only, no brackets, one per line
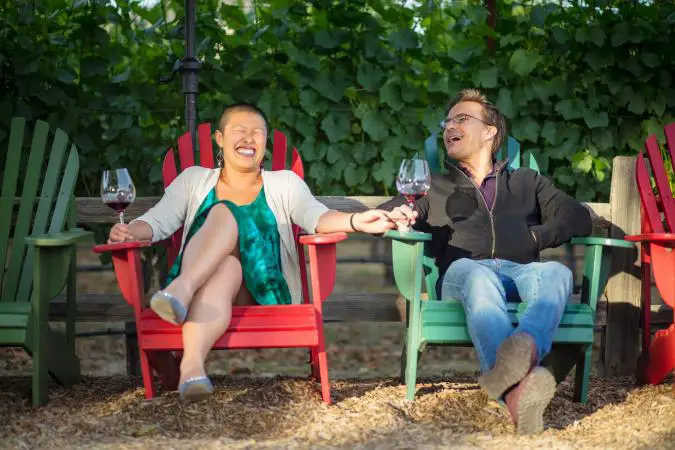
446,89,506,155
218,103,268,131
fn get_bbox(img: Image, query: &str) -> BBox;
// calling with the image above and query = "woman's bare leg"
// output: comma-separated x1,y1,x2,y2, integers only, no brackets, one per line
163,203,238,308
180,255,243,383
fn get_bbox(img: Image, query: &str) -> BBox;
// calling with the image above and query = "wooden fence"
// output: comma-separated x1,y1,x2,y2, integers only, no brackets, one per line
49,156,672,376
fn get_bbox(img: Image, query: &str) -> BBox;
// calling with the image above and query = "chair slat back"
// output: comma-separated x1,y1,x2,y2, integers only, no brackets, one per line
1,118,78,303
638,123,675,234
644,135,675,231
0,118,26,293
635,153,665,234
424,133,536,173
160,123,304,269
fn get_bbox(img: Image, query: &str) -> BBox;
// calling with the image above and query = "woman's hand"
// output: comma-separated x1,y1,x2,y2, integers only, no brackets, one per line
107,223,137,244
351,210,397,235
386,205,418,231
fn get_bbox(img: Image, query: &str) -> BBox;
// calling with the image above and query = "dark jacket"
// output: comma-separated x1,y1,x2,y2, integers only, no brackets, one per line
379,160,592,279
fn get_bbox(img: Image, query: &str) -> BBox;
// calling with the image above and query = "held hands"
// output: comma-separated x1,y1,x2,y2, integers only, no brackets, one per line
385,204,418,232
107,223,136,244
351,206,418,235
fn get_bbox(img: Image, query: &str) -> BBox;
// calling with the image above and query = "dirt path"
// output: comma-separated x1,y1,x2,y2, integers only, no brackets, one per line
1,374,673,449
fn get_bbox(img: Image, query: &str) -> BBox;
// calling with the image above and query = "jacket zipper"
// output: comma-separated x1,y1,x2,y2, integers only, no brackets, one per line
449,161,505,259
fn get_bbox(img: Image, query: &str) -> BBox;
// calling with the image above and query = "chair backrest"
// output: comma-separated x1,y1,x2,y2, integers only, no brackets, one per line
635,122,675,235
424,132,540,173
161,122,304,268
421,131,541,298
0,118,79,303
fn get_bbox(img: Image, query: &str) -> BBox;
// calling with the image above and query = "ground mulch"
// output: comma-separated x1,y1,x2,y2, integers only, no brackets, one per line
1,373,673,449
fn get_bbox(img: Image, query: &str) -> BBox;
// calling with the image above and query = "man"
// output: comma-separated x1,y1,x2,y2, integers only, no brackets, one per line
382,89,592,435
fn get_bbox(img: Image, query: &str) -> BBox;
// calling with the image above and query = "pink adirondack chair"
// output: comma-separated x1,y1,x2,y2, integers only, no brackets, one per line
93,123,346,403
626,122,675,390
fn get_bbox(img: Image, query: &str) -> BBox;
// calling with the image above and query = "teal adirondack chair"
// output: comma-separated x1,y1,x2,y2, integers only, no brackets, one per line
0,118,92,406
386,133,634,402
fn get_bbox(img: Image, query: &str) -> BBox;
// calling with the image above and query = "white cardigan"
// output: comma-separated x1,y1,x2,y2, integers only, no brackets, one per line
132,167,330,304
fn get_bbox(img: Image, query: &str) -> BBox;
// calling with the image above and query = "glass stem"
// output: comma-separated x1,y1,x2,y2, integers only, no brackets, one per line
119,211,124,224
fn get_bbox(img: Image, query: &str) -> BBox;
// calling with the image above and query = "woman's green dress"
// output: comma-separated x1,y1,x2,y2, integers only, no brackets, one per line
165,186,292,305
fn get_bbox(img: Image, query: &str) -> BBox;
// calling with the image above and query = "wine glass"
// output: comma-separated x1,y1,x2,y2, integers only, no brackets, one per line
396,157,431,231
101,168,136,224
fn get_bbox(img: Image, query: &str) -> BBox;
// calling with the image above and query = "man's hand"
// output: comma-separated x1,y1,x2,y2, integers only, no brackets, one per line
352,210,397,235
107,223,137,243
386,205,418,231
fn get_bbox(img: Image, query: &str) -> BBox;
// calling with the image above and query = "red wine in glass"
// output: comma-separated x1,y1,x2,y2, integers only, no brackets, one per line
101,168,136,224
396,157,431,230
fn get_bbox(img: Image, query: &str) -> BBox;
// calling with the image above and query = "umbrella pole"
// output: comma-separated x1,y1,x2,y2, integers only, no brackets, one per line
182,0,200,149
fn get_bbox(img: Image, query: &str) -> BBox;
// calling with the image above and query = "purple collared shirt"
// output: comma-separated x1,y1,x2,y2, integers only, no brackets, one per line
458,162,498,210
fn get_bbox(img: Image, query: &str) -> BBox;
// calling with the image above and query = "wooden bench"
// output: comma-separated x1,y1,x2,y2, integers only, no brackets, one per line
41,156,672,378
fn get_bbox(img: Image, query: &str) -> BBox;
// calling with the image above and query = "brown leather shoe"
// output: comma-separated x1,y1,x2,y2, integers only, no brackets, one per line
505,367,556,435
478,333,537,399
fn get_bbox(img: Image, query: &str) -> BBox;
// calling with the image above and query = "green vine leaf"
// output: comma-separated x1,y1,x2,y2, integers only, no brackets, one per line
496,88,516,119
344,162,368,187
361,108,389,142
320,114,351,143
509,49,541,76
575,27,605,47
571,150,593,173
357,62,385,92
389,28,418,51
314,29,342,49
314,70,350,102
583,108,609,129
474,67,498,88
555,99,584,120
380,81,404,111
611,22,631,47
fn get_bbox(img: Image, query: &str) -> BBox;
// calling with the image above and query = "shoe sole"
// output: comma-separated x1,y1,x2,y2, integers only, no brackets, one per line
181,383,213,403
478,333,534,399
150,293,182,325
516,367,556,435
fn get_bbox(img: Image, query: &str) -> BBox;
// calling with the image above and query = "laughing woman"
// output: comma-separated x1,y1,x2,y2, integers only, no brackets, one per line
106,104,395,402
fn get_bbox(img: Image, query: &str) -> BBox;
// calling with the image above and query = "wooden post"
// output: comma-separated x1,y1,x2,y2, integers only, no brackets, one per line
604,156,642,376
486,0,496,54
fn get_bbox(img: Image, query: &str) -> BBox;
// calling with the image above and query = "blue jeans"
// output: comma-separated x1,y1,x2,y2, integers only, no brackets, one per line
441,258,572,373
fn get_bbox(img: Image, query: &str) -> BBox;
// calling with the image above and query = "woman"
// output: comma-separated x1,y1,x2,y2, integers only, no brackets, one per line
107,103,396,402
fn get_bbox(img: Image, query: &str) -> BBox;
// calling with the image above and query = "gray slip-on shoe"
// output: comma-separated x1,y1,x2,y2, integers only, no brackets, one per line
478,333,535,400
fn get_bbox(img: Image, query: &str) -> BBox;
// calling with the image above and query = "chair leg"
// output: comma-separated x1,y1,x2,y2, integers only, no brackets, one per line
573,346,592,403
644,324,675,385
400,341,407,385
317,347,331,404
31,328,49,407
309,348,319,381
405,331,420,401
139,348,156,399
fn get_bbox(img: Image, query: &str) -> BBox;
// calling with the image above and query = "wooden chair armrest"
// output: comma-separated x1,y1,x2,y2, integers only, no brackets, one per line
25,229,93,247
570,236,635,248
299,232,348,245
624,233,675,244
93,240,154,253
384,230,432,242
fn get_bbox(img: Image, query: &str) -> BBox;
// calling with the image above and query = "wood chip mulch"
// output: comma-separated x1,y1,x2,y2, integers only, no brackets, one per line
1,374,673,449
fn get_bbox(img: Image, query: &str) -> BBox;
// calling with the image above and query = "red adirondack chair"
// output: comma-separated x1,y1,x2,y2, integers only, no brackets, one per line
626,122,675,390
93,123,346,403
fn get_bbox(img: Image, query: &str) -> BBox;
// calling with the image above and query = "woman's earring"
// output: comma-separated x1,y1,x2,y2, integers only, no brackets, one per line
217,147,224,167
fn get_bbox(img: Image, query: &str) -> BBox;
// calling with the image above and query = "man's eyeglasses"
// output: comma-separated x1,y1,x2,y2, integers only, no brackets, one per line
440,113,492,130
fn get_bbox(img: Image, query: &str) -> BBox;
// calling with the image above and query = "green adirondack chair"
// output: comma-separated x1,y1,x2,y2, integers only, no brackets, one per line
386,133,634,403
0,118,92,406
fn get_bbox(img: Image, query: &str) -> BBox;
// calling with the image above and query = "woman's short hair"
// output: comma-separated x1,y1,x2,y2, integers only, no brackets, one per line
218,103,269,131
446,89,507,155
